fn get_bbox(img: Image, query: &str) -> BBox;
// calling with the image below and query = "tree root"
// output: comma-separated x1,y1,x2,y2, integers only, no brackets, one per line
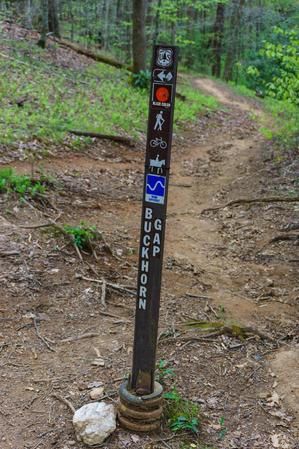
201,197,299,214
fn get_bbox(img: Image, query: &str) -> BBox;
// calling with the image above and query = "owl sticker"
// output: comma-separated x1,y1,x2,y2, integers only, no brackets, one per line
156,48,173,68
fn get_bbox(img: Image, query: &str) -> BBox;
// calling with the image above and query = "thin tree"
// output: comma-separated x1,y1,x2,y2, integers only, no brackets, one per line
211,2,225,77
48,0,60,38
223,0,245,81
37,0,49,48
132,0,147,74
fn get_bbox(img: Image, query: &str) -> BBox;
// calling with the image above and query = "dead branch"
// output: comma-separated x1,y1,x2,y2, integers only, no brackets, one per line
100,279,107,308
99,311,129,322
56,37,127,70
59,332,101,343
183,321,274,341
201,196,299,214
76,274,136,296
186,293,211,300
33,318,56,352
21,221,84,261
69,130,135,147
268,234,299,244
0,250,20,257
51,393,75,414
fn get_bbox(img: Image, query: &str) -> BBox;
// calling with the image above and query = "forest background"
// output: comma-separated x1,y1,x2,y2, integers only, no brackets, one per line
0,0,298,151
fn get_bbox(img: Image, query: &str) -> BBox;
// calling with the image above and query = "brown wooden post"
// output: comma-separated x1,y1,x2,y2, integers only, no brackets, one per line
131,45,179,395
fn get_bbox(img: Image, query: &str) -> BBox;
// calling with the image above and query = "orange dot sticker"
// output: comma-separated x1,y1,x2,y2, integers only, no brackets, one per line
155,86,170,103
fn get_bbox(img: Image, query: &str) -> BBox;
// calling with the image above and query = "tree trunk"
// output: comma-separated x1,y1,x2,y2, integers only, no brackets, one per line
153,0,161,45
185,5,196,68
103,0,110,51
223,0,245,81
132,0,147,73
48,0,60,38
211,3,225,77
37,0,48,48
25,0,32,29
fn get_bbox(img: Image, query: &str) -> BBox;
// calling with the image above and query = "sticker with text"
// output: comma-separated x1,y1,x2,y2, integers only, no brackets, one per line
145,174,166,205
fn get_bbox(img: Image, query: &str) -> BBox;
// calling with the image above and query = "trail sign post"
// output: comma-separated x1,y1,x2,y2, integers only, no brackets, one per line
118,45,179,432
131,45,179,395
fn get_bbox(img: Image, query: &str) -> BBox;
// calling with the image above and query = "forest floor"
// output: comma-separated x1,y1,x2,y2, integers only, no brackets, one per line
0,35,299,449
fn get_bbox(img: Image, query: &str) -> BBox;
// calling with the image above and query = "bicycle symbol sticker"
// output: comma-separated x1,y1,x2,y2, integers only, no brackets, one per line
150,137,168,150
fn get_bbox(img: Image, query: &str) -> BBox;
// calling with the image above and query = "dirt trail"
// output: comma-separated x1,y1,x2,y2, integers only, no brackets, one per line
169,79,299,434
194,77,262,115
1,78,298,449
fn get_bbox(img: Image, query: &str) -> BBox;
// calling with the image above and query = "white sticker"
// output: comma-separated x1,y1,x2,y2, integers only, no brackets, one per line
156,48,173,68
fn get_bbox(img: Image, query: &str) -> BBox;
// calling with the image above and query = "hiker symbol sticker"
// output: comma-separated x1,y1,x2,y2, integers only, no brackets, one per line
145,174,166,205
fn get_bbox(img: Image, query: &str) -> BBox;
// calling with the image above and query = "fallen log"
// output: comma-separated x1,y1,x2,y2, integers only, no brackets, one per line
69,130,135,147
56,37,127,70
201,196,299,214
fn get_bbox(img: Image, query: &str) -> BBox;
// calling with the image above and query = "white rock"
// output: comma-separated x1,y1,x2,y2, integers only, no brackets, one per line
90,387,104,400
73,402,116,446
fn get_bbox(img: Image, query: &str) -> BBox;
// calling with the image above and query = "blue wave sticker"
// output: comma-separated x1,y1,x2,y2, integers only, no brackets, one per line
145,174,166,205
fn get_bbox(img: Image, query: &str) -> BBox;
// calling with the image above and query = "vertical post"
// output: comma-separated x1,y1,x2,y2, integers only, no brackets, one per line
131,45,179,395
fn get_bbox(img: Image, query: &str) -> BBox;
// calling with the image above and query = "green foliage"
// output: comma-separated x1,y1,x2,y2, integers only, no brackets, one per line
0,35,218,147
62,222,98,249
229,82,299,150
164,387,200,434
156,359,175,382
131,70,151,89
218,416,228,440
0,167,46,197
245,27,299,105
263,97,299,149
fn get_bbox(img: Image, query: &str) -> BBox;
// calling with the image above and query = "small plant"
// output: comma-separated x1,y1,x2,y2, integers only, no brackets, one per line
0,167,46,198
131,69,151,89
218,416,228,440
218,304,225,320
156,359,175,383
62,222,99,250
164,387,200,434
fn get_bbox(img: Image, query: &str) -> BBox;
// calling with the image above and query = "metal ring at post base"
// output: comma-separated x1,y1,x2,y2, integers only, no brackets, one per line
118,381,164,432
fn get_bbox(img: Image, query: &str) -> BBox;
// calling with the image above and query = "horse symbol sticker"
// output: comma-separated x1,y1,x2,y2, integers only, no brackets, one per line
149,155,166,174
156,48,173,68
145,174,166,205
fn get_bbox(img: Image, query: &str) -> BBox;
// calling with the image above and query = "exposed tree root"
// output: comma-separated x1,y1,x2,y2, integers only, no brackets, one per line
201,197,299,214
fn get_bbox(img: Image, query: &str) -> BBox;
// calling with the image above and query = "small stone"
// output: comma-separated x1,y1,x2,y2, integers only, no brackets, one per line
87,381,103,389
265,278,274,287
90,387,104,400
73,402,116,446
91,358,105,367
131,434,140,443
